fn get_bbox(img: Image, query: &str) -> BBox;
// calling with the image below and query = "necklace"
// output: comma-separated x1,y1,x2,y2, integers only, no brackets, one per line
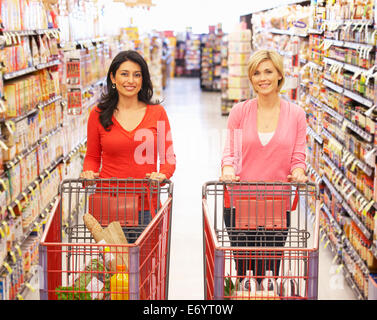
257,105,280,131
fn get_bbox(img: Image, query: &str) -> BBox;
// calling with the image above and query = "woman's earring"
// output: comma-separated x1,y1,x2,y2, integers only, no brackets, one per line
112,83,116,89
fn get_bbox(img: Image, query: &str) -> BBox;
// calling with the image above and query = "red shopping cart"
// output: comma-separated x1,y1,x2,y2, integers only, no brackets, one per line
202,181,320,300
39,178,173,300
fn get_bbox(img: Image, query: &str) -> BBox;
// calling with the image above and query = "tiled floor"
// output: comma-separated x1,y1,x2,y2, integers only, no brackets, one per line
163,77,356,300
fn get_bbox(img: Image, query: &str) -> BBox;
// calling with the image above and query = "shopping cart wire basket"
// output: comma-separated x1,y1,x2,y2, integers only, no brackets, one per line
202,181,320,300
39,178,173,300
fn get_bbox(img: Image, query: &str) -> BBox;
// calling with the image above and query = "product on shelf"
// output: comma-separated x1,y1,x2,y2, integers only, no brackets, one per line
227,28,251,101
200,24,223,91
251,0,377,300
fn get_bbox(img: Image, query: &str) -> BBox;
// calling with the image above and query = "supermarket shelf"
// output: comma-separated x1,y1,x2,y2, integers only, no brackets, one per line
4,154,63,219
308,28,324,34
0,196,59,293
341,201,372,240
1,28,59,36
3,59,60,80
343,89,374,108
342,260,366,300
307,61,323,71
323,38,374,51
3,124,63,171
343,119,374,143
322,127,373,176
319,203,367,300
307,125,323,144
322,175,343,203
343,237,369,275
321,160,372,240
323,56,370,75
310,95,343,122
324,19,374,27
321,202,343,235
319,224,341,261
19,196,59,247
323,79,343,94
371,245,377,260
323,78,374,109
63,137,87,163
306,162,322,184
0,95,62,124
0,28,60,48
268,28,308,37
17,266,38,300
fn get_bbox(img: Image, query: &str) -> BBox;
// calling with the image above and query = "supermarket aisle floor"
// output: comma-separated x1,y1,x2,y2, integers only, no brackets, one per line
163,77,356,300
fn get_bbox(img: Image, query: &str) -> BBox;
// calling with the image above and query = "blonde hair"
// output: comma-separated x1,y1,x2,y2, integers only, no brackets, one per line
247,50,285,93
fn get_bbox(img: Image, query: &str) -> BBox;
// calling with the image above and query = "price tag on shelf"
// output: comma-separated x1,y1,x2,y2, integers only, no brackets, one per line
28,186,35,197
25,282,35,293
336,264,344,274
9,251,16,264
33,222,40,232
324,240,330,249
0,139,8,151
0,179,6,191
350,160,358,172
14,244,22,257
5,120,15,135
7,206,16,218
14,199,22,212
362,200,375,216
21,192,29,204
1,221,8,235
3,262,12,274
0,227,4,239
44,169,52,180
332,254,339,264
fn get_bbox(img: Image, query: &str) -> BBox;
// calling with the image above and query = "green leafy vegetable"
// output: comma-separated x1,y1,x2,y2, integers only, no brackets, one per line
55,258,111,300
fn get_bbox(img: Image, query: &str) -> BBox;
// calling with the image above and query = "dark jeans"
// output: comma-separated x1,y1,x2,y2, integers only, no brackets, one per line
224,208,290,283
122,210,153,243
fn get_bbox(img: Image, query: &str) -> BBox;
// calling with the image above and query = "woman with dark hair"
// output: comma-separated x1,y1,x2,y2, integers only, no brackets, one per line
81,50,176,239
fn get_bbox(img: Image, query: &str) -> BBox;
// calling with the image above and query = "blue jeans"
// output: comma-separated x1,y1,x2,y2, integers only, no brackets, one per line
122,210,153,243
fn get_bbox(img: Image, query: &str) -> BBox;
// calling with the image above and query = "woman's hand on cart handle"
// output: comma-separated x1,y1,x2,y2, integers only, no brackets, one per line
287,168,308,183
80,171,100,180
220,166,240,182
80,171,100,186
146,172,167,185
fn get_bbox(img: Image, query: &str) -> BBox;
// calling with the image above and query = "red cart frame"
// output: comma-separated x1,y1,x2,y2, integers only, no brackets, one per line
39,178,173,300
202,181,320,300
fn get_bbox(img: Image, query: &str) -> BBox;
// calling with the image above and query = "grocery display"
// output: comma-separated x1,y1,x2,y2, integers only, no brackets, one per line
185,31,201,77
0,0,134,300
221,27,252,115
1,0,377,302
173,29,200,77
251,0,377,300
200,24,223,91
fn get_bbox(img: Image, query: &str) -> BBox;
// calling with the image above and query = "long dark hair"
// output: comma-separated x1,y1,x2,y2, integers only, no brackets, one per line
97,50,159,130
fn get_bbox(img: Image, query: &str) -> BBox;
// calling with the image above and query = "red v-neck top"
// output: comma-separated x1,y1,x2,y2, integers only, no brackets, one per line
83,105,176,180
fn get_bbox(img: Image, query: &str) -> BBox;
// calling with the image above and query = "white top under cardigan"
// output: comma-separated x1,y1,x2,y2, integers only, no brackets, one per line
258,131,275,146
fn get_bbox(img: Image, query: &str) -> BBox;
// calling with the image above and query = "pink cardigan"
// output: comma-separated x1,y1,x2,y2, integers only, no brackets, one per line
222,98,307,182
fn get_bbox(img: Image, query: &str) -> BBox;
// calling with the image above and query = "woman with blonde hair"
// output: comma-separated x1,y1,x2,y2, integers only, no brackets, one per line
220,49,307,283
